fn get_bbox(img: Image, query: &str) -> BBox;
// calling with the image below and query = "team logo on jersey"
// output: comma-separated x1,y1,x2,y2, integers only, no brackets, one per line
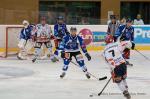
79,29,93,45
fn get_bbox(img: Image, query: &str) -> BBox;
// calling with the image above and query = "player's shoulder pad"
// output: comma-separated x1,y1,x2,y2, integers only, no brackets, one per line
63,35,69,40
77,35,83,40
63,23,67,26
77,35,82,39
54,23,58,26
120,24,126,28
45,24,50,27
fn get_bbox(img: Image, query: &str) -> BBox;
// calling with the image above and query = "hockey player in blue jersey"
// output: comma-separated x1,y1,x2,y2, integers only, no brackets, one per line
17,20,34,60
115,18,135,66
53,16,69,59
60,27,91,79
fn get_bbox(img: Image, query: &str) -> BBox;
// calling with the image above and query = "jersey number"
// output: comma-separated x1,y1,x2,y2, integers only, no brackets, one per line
109,50,115,57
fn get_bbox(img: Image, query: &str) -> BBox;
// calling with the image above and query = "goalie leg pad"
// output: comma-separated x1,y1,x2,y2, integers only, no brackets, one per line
18,39,27,49
34,48,42,56
44,42,52,48
25,39,33,52
34,42,42,48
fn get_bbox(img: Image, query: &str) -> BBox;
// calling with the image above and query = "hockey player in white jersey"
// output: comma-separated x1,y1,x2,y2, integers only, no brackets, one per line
32,17,56,62
103,35,135,99
17,20,34,60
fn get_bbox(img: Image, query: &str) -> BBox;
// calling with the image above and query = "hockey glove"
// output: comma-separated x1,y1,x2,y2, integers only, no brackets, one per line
85,53,91,61
61,51,65,58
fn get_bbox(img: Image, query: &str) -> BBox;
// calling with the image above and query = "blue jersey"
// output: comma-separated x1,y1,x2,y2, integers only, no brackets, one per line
60,35,87,53
20,25,33,40
115,25,134,41
54,23,69,39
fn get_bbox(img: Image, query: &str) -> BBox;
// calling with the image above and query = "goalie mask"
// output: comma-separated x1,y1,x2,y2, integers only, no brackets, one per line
23,20,29,28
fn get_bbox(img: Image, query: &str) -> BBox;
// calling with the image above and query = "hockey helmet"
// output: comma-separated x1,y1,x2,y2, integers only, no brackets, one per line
22,20,29,28
70,27,77,31
110,15,116,20
105,35,114,44
57,16,64,20
126,18,132,23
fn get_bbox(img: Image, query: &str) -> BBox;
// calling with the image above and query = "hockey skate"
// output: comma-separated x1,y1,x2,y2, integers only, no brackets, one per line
85,73,91,79
123,90,131,99
17,55,24,60
60,72,66,78
51,56,59,62
17,55,27,60
32,57,37,63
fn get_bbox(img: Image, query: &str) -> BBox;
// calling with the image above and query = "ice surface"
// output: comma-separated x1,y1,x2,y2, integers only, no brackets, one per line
0,51,150,99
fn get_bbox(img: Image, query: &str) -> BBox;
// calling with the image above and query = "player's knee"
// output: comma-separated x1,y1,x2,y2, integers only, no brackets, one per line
113,76,122,83
45,42,52,48
64,59,70,65
63,65,68,71
34,43,42,48
77,60,85,67
35,48,41,55
76,54,85,67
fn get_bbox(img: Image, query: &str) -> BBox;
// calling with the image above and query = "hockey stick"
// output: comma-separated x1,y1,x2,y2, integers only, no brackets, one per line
135,49,150,61
70,61,107,81
89,77,112,97
98,77,112,96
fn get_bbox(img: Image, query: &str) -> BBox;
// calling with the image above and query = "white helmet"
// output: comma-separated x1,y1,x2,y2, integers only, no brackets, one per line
22,20,29,28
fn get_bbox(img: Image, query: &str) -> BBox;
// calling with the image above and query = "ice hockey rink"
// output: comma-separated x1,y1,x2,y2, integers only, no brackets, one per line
0,51,150,99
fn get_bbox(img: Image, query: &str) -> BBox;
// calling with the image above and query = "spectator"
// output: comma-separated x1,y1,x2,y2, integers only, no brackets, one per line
79,17,89,25
107,15,120,25
134,14,144,25
107,15,120,38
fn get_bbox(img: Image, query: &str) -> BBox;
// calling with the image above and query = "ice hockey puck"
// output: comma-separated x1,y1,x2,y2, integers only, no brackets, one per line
89,94,93,97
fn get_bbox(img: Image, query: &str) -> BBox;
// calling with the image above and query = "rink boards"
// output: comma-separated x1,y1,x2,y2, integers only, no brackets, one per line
0,25,150,53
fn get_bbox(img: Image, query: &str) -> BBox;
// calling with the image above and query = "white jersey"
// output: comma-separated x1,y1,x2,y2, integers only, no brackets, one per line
133,19,144,25
103,42,126,68
35,24,52,42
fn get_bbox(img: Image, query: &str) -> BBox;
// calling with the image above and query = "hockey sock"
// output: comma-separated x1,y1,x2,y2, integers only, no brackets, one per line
123,79,128,89
117,80,127,92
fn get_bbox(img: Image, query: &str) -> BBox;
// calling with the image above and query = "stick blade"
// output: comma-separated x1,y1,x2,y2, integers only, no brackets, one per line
99,76,107,80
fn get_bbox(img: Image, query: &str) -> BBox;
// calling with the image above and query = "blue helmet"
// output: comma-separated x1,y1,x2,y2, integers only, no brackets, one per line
110,15,116,19
70,27,77,31
126,18,132,23
57,16,64,20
